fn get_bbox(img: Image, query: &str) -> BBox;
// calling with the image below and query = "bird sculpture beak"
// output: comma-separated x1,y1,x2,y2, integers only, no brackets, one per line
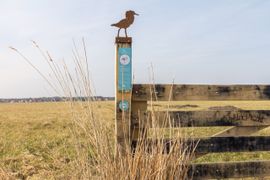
134,12,139,16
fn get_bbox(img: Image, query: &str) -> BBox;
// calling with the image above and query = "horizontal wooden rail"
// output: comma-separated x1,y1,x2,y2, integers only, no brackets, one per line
144,110,270,127
189,160,270,179
130,84,270,178
132,84,270,101
132,136,270,153
196,136,270,153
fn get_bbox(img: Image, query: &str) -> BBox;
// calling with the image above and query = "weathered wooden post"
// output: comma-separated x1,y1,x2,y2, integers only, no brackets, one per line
115,37,132,153
112,10,139,153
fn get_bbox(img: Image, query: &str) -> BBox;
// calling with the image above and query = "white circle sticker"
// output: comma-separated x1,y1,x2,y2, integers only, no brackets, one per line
119,100,129,111
119,55,130,65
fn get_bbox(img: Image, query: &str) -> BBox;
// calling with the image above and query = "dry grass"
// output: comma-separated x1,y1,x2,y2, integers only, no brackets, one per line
9,40,270,179
0,168,12,179
0,101,196,179
7,40,197,179
2,101,270,179
0,101,113,179
64,100,196,179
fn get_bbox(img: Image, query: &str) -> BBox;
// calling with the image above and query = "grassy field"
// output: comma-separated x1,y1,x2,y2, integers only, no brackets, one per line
0,102,114,179
1,101,270,179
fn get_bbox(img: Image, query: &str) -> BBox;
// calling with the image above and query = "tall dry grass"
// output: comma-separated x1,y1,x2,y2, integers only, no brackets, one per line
0,168,12,180
10,39,196,179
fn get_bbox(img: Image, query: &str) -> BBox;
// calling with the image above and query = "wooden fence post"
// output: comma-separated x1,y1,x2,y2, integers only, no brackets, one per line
115,37,132,154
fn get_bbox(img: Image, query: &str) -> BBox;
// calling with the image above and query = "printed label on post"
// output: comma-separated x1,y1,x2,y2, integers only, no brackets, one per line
118,47,132,91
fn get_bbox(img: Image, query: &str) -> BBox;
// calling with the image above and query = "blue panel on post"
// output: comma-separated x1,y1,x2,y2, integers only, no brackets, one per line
118,47,132,92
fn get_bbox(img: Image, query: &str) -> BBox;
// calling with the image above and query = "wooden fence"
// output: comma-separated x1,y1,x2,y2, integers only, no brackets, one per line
131,84,270,179
115,37,270,179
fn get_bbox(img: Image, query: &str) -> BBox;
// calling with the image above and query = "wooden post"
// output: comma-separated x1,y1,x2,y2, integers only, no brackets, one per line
115,37,132,154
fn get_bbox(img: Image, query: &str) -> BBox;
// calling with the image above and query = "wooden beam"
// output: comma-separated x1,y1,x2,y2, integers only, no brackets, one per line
213,126,268,137
189,160,270,179
132,84,270,101
132,136,270,153
144,110,270,127
196,136,270,153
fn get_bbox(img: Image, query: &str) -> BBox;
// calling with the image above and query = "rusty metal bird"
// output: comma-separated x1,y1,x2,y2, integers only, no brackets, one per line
111,10,139,37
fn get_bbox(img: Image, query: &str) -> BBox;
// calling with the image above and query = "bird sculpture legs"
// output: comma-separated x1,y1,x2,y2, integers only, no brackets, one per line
117,28,121,37
117,28,128,37
125,28,128,37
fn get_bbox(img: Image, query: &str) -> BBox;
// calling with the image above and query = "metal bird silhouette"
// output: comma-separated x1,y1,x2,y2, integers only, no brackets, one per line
111,10,139,37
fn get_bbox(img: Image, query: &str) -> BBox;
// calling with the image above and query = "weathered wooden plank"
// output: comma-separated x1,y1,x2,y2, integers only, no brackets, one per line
143,110,270,127
132,84,270,101
196,136,270,153
132,136,270,153
213,126,268,137
189,160,270,179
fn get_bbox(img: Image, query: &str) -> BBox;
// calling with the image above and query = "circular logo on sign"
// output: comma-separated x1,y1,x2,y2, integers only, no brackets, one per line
119,100,129,111
119,55,130,65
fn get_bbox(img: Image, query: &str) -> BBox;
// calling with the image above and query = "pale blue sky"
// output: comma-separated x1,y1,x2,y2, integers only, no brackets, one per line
1,0,270,98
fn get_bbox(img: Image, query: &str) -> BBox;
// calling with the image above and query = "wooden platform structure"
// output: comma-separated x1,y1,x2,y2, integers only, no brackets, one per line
114,37,270,179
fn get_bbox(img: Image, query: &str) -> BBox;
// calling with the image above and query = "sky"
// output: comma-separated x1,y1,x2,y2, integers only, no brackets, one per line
0,0,270,98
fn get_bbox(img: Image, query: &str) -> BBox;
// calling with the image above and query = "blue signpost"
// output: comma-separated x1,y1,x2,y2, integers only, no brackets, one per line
118,47,132,92
115,37,133,152
112,10,138,153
